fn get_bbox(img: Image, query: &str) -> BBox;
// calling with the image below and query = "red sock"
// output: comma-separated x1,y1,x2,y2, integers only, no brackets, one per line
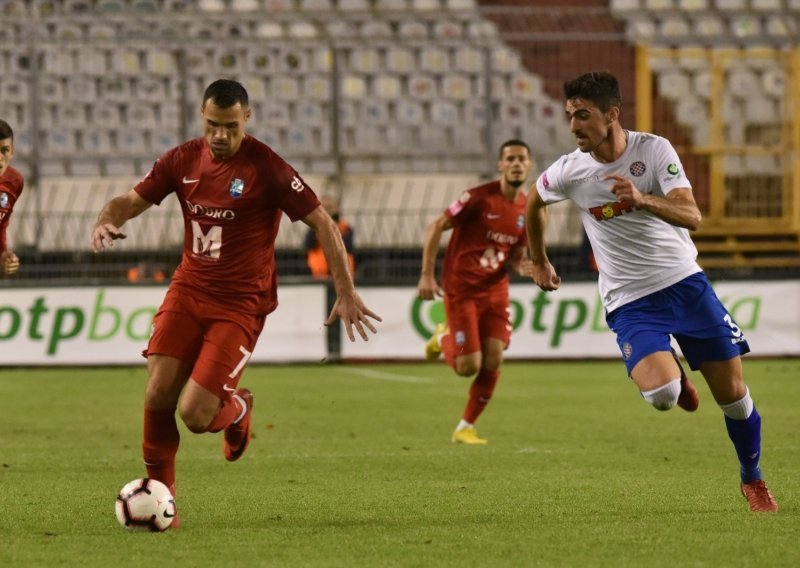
462,369,500,423
204,396,244,433
142,407,180,494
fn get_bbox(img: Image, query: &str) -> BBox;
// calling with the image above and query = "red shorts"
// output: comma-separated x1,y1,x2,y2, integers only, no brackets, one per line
145,288,266,400
444,293,511,356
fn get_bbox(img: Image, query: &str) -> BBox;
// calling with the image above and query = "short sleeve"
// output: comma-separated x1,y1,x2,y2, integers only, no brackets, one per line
651,136,692,195
536,157,569,204
134,152,179,206
444,189,479,227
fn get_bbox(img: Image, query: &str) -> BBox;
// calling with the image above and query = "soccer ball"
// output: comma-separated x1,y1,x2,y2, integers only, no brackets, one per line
115,478,177,532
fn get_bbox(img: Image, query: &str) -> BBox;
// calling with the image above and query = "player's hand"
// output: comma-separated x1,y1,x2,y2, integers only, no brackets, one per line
605,174,644,207
516,258,534,278
91,223,127,252
1,250,20,275
325,291,382,342
416,273,443,300
531,262,561,291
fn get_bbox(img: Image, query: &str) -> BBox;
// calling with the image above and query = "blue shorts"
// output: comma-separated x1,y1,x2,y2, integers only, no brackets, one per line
606,272,750,374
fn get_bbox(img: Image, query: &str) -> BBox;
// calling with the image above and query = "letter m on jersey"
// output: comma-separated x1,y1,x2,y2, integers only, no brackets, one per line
191,220,222,258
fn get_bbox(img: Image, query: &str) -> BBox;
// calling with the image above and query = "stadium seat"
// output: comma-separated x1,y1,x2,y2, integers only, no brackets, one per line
294,101,325,125
92,102,123,128
678,0,709,9
340,75,367,99
729,15,762,39
360,20,394,39
358,100,391,124
303,74,332,100
116,129,147,155
441,74,472,100
510,74,544,101
131,0,160,10
39,77,65,103
657,69,692,101
420,47,450,74
255,21,284,39
44,130,78,155
375,0,408,11
298,0,333,10
625,17,658,41
432,20,462,39
609,0,640,10
728,69,761,99
764,16,792,38
644,0,674,9
144,48,177,75
231,0,260,10
492,47,520,73
198,0,225,11
744,95,778,126
339,0,370,10
127,103,158,129
407,74,437,99
349,47,382,74
386,47,415,74
454,47,484,74
462,99,488,125
398,19,429,39
394,100,425,125
498,100,530,124
246,48,273,75
287,21,319,39
136,77,169,102
445,0,476,9
65,77,99,103
674,96,707,127
429,100,459,125
693,15,726,38
714,0,746,10
96,0,125,11
88,22,116,41
659,16,691,38
750,0,781,10
82,130,114,156
412,0,442,10
214,48,244,73
101,77,133,102
372,75,402,99
761,66,784,99
260,102,292,127
111,49,142,75
52,22,83,41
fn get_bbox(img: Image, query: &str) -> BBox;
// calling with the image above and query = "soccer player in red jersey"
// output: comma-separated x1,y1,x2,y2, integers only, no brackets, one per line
91,80,381,521
0,119,23,276
417,140,533,444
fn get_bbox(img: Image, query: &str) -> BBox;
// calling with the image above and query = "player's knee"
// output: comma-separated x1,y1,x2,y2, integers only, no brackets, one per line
640,378,681,411
178,404,211,433
455,360,479,377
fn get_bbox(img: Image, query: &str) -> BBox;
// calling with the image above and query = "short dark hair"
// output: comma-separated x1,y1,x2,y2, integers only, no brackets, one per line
563,72,622,113
0,119,13,141
498,139,530,159
203,79,249,109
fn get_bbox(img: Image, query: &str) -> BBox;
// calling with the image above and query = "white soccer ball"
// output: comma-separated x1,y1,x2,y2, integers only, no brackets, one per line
115,478,177,532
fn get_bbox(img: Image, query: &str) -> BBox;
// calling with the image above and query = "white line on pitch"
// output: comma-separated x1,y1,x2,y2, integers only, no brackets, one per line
336,366,433,384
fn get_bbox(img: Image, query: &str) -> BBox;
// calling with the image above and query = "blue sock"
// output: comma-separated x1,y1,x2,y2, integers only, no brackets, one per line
724,406,762,483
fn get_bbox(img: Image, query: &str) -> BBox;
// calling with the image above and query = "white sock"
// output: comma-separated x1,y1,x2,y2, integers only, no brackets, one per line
641,378,681,411
720,387,754,420
456,419,473,431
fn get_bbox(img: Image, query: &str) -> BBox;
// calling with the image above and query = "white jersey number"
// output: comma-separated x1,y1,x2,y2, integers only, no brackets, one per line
479,247,506,271
191,221,222,259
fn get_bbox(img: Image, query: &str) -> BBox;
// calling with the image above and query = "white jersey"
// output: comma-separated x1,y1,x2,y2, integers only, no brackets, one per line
536,130,701,312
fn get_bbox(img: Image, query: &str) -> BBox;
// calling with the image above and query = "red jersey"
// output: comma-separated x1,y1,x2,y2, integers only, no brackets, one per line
135,135,319,315
442,180,527,297
0,166,24,252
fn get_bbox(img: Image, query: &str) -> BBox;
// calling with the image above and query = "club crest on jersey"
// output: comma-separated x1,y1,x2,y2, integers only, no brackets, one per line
517,214,524,229
629,161,646,176
229,178,245,198
0,192,8,208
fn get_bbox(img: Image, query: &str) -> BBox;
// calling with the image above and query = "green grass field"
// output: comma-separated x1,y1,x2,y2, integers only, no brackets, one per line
1,359,798,567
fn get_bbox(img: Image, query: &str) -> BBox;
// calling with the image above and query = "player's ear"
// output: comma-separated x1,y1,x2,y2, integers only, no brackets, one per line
244,107,252,122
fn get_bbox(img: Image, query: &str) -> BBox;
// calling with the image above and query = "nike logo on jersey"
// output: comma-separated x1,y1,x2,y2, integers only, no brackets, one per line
182,176,199,184
487,213,501,219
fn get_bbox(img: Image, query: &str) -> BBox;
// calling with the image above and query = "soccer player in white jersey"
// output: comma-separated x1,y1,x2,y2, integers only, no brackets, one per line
525,71,778,512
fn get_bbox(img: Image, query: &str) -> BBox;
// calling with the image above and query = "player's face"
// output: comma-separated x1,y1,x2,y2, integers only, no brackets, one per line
565,98,613,154
201,99,251,159
497,144,532,188
0,137,14,178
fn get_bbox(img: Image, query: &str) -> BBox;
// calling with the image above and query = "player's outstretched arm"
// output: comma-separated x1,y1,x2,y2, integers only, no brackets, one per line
525,189,561,291
303,205,382,342
91,190,152,252
417,214,450,300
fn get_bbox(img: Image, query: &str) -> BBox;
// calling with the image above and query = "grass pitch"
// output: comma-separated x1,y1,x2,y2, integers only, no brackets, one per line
1,359,798,567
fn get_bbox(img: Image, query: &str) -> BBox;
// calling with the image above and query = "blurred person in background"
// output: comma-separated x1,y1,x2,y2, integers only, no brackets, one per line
417,140,533,445
127,260,167,283
91,79,381,525
526,71,778,512
305,193,355,279
0,119,23,276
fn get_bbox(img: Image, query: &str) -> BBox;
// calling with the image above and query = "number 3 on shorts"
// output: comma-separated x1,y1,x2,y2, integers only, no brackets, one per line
723,313,743,339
